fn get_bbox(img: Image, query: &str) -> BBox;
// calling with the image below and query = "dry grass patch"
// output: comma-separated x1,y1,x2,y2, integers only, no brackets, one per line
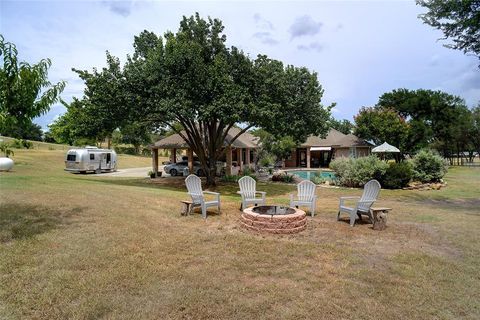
1,149,480,319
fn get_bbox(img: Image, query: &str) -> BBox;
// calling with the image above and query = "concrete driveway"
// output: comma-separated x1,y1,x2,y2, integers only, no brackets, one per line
97,166,164,178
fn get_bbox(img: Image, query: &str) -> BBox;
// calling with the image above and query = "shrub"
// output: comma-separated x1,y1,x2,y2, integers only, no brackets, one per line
272,173,294,183
311,173,326,185
330,156,388,188
259,154,274,167
221,175,239,182
381,162,413,189
0,142,15,157
114,146,137,155
11,139,33,149
411,149,448,183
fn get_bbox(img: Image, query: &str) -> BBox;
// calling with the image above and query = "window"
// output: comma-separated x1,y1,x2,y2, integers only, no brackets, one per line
67,154,76,161
349,147,357,158
90,154,95,160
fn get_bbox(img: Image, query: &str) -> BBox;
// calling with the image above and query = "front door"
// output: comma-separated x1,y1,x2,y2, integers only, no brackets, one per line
100,153,107,169
297,149,307,167
106,153,112,169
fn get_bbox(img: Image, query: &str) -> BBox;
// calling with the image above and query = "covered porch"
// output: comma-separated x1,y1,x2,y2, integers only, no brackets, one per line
150,128,259,177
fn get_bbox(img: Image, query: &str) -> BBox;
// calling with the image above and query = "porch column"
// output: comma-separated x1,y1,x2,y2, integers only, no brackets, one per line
306,147,311,168
226,145,232,175
152,148,159,176
170,148,176,163
187,148,194,173
237,148,243,172
245,148,251,168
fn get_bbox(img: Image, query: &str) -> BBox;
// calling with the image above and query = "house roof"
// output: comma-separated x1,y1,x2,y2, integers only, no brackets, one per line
152,126,259,149
300,128,371,148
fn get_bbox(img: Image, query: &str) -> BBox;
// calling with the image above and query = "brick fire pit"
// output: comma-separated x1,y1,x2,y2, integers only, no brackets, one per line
240,205,307,234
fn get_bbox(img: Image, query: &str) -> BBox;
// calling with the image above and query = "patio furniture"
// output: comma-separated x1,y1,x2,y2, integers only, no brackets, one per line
185,174,220,219
337,179,381,227
290,180,317,217
237,176,266,210
370,207,392,230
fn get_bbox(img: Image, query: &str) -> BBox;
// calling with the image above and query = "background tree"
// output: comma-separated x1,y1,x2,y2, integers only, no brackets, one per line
115,122,153,154
72,52,126,148
470,105,480,157
378,88,468,157
0,119,43,141
251,128,296,165
47,98,95,146
329,117,354,135
354,107,410,154
416,0,480,65
0,35,65,135
122,14,332,185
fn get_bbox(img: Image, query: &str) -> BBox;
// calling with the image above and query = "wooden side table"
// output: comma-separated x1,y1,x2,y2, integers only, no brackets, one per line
180,200,193,216
370,207,392,230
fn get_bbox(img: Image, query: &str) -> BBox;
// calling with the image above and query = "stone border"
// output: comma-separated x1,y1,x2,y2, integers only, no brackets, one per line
240,206,307,234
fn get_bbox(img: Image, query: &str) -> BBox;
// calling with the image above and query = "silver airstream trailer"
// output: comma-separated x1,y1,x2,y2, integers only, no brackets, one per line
64,146,117,174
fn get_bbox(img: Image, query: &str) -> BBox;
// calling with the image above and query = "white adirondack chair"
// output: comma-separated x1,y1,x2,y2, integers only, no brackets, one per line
290,180,317,217
185,174,220,219
237,176,266,210
337,179,381,227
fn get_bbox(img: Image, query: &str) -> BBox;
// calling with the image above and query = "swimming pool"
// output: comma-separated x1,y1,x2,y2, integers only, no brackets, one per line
286,170,336,181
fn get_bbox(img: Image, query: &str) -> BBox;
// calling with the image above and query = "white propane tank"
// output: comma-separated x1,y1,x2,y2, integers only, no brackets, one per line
0,157,14,171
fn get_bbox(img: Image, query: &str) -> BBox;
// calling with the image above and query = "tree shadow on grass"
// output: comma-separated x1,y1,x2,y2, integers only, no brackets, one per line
83,177,295,197
0,203,84,243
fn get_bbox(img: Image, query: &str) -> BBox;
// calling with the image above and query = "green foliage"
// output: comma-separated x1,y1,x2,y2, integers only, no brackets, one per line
411,149,448,183
330,156,388,188
471,106,480,156
71,52,126,145
329,118,354,135
0,119,43,141
311,173,327,185
354,107,409,154
381,162,413,189
220,170,257,183
119,14,331,186
114,122,153,154
259,154,274,167
11,139,33,149
114,146,137,155
0,35,65,133
377,88,470,156
251,128,297,163
272,173,294,183
416,0,480,64
73,137,97,147
0,142,14,157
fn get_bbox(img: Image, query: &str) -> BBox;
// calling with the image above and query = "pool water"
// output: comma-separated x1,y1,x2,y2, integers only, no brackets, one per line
286,170,336,181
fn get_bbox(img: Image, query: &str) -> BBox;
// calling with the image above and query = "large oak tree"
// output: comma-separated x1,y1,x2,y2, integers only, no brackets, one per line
121,14,331,185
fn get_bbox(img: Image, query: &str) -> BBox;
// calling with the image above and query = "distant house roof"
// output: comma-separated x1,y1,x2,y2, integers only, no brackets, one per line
300,129,372,148
152,126,259,149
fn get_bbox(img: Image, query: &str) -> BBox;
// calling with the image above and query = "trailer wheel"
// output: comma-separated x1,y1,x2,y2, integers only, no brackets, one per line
170,168,178,176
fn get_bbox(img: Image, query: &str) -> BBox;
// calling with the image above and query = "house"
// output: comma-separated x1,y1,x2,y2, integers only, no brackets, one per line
150,127,259,176
284,128,373,168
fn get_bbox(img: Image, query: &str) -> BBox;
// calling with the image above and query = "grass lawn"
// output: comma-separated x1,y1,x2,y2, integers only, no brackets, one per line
1,149,479,319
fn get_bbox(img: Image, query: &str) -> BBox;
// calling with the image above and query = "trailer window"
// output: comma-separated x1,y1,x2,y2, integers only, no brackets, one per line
67,154,76,161
90,154,95,160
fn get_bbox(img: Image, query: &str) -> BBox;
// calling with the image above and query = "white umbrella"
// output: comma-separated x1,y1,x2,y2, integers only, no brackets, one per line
372,142,400,153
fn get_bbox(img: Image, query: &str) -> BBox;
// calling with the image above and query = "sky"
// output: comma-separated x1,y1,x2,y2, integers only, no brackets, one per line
1,0,479,131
